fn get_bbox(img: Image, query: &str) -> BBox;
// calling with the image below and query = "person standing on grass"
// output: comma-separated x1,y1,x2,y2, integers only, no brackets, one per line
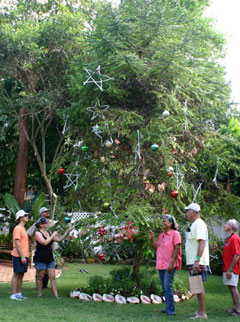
149,214,182,316
10,210,29,301
185,203,209,320
222,219,240,316
34,217,72,299
27,207,54,288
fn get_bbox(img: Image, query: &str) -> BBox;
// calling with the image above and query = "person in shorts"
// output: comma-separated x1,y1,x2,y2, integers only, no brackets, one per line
185,203,209,320
34,217,72,298
27,207,55,288
10,210,29,301
222,219,240,316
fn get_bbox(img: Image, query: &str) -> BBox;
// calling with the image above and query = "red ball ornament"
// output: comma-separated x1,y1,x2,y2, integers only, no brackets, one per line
98,253,106,261
170,190,178,198
57,168,65,175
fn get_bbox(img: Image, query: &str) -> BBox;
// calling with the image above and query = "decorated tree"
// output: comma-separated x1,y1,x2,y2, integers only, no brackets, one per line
57,0,240,274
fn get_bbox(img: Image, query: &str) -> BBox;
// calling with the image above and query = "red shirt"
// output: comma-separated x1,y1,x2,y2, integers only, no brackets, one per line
223,233,240,274
156,229,182,270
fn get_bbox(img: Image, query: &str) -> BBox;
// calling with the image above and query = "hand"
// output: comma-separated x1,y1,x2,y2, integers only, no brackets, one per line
21,257,27,264
226,271,232,279
53,231,59,237
66,227,73,234
192,260,200,273
167,263,174,274
148,230,154,240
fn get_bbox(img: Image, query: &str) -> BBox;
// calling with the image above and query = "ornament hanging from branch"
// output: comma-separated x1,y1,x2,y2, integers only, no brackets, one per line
57,168,65,175
86,100,109,120
151,144,159,151
162,110,170,117
83,65,114,91
134,130,142,164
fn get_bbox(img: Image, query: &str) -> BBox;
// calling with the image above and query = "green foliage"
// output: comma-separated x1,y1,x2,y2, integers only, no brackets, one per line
84,266,187,298
3,193,20,215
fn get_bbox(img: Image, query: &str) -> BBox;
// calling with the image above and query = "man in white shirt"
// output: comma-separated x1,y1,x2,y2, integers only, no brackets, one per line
185,203,209,320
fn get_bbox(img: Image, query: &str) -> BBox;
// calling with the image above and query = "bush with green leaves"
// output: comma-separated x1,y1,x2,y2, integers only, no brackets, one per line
79,266,188,298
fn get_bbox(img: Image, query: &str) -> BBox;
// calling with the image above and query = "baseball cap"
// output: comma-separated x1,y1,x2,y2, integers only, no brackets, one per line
16,210,28,221
185,203,201,212
36,217,49,224
39,207,49,215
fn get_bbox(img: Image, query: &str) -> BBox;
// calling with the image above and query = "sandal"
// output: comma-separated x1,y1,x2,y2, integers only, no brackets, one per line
231,311,240,316
227,308,236,313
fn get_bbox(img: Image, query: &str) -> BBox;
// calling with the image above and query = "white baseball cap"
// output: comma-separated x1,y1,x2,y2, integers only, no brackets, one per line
16,210,28,221
39,207,49,215
185,203,201,212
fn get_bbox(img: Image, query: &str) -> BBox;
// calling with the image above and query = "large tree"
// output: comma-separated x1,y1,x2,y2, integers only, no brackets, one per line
58,0,240,272
0,0,88,216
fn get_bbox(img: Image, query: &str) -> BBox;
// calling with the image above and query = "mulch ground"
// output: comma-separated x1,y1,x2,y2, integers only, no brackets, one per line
0,261,61,283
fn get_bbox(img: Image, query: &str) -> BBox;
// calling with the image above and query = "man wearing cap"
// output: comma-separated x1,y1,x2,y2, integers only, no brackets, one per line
27,207,52,288
185,203,209,320
10,210,29,301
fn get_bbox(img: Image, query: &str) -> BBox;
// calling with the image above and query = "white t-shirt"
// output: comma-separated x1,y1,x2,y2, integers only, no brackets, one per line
185,218,209,265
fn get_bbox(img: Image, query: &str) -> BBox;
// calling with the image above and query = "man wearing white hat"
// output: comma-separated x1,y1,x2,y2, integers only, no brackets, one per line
185,203,209,320
10,210,29,301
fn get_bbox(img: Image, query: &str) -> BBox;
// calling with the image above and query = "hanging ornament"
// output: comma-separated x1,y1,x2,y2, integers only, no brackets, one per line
64,216,71,223
162,110,170,117
167,166,174,177
100,156,105,163
170,190,178,198
97,227,107,237
105,140,112,148
81,145,88,152
114,138,120,145
103,202,110,208
191,147,198,155
158,182,166,191
57,168,65,175
151,144,159,151
94,150,98,158
98,253,106,261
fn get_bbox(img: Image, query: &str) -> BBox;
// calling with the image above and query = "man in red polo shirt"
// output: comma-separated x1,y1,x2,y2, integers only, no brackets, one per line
223,219,240,316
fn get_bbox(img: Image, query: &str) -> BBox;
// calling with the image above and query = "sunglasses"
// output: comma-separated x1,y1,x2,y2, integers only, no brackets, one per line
163,215,173,223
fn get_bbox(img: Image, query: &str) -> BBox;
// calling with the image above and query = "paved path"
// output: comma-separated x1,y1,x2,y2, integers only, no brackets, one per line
0,261,61,283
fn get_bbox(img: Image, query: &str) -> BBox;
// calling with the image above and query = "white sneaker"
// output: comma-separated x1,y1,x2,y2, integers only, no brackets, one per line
17,293,27,299
10,294,22,301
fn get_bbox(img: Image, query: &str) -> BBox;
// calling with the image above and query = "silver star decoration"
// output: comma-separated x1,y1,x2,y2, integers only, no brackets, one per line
86,99,109,120
83,65,114,91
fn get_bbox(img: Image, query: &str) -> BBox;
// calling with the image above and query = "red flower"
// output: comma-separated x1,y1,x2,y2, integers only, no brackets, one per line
97,227,107,236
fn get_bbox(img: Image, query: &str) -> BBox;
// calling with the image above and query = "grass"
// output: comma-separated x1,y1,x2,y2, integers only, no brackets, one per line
0,263,237,322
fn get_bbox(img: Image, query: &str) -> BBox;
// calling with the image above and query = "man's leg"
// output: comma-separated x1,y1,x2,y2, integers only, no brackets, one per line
16,273,24,293
228,285,240,312
11,273,19,295
196,287,206,316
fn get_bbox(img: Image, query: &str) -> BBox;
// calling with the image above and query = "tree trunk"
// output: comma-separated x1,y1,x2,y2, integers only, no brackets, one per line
132,243,144,287
14,107,29,206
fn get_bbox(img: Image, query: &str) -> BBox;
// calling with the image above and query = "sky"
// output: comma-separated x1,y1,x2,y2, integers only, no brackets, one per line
206,0,240,106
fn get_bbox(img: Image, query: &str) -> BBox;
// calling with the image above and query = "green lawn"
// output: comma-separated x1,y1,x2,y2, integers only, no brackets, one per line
0,263,236,321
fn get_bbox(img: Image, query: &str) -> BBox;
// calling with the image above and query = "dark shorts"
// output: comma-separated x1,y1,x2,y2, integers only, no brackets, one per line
13,256,28,273
35,261,55,270
188,265,207,282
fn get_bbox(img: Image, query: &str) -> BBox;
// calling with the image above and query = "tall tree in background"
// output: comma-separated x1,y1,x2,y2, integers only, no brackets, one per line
0,0,88,216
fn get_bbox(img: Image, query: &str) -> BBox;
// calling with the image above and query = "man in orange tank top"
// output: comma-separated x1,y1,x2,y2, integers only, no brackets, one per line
10,210,29,301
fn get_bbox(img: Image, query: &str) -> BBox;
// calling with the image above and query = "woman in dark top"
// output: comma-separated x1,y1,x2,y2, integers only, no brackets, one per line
34,217,72,298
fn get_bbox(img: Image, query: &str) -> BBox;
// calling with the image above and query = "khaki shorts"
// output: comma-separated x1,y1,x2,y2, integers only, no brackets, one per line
223,272,239,286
